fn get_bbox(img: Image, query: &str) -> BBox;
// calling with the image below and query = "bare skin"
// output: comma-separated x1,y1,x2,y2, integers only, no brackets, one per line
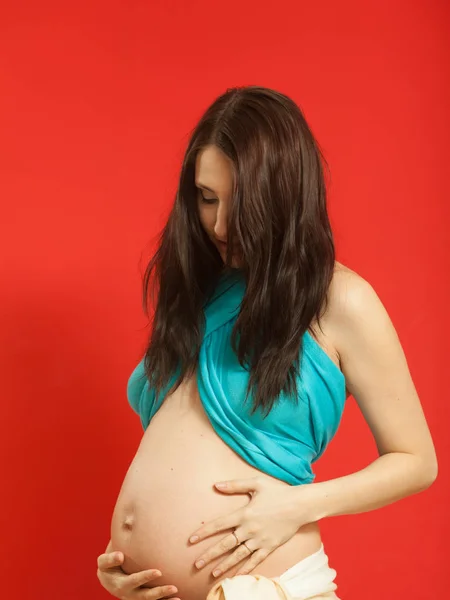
97,540,181,600
98,267,349,600
96,147,357,599
98,214,436,597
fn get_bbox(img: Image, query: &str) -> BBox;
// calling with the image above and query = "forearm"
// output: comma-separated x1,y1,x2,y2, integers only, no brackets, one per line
301,452,437,522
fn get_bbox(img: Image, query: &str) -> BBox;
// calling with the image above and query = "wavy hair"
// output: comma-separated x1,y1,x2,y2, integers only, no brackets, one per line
140,85,336,416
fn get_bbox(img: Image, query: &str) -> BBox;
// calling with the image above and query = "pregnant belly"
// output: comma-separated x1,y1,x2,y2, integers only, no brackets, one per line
110,375,322,600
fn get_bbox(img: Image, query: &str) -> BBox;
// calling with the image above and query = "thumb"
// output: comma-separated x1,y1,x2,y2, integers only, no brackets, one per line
214,476,261,494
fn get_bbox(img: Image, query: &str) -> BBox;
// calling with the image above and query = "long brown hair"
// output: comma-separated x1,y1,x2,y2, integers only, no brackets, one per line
140,85,336,417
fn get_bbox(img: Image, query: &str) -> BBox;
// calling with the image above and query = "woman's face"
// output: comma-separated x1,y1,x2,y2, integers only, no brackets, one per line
195,144,240,267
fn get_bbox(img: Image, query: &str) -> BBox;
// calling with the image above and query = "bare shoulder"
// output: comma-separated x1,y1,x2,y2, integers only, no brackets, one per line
328,260,374,318
325,260,404,397
310,262,368,336
310,261,382,397
324,263,437,475
325,261,384,355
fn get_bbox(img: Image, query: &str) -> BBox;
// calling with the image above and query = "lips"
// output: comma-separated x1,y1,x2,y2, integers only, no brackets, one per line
216,240,239,254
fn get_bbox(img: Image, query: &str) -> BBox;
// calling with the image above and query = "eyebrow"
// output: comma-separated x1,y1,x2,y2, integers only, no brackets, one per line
195,182,216,194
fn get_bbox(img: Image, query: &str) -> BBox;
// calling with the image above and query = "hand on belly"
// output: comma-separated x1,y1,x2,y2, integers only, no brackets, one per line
109,397,321,600
111,468,251,599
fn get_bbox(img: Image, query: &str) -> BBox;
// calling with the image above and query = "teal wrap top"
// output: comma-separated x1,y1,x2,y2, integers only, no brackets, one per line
127,269,347,485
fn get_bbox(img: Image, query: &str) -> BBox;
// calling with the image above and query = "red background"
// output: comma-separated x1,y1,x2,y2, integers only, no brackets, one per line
1,1,448,598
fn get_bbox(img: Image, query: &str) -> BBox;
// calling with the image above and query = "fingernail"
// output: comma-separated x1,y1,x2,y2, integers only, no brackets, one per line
195,559,205,569
215,482,227,489
190,535,199,543
213,569,222,578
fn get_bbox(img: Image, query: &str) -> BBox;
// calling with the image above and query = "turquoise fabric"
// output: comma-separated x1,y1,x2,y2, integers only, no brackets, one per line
127,269,347,485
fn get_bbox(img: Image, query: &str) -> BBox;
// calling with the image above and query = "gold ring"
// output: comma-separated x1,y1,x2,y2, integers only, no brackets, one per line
242,541,253,553
231,531,240,547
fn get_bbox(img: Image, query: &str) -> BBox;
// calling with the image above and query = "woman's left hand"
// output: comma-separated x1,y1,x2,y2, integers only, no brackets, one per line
188,476,314,577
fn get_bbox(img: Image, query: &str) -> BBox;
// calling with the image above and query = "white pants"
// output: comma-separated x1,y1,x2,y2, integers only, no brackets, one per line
206,545,340,600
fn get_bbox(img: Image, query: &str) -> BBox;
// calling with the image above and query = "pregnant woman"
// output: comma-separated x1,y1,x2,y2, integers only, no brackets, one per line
97,86,437,600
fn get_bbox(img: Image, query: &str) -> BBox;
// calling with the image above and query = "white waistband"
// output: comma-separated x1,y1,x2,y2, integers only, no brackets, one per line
206,545,338,600
275,544,338,599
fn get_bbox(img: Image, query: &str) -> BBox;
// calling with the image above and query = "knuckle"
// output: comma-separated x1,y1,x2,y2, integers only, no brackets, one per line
131,569,158,588
130,572,146,588
110,578,125,595
242,506,254,520
246,521,258,535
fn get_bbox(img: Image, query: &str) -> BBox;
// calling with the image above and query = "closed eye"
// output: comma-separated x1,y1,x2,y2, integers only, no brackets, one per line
198,189,217,204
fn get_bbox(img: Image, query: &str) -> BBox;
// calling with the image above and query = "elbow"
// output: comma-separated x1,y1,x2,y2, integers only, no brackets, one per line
427,460,438,487
417,455,438,491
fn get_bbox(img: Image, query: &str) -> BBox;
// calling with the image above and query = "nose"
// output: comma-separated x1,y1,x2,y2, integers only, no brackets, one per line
213,202,228,242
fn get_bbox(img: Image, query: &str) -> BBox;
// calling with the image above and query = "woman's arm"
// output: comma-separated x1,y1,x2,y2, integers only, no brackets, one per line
299,269,438,521
186,268,438,577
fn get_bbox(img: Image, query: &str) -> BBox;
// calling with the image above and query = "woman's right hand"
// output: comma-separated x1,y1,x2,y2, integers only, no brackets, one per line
96,542,180,600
